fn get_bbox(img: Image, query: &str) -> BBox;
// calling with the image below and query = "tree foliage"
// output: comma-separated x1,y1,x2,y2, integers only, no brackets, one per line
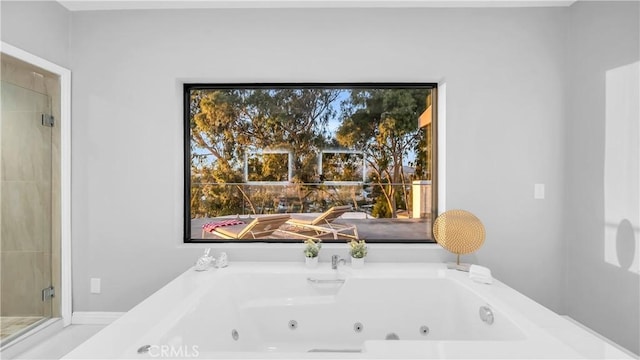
191,89,338,217
336,89,428,217
189,87,431,219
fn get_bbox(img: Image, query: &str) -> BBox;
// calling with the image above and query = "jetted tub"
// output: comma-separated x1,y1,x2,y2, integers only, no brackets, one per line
63,263,634,359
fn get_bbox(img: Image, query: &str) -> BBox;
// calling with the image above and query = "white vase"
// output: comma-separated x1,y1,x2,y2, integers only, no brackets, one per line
305,256,318,268
351,256,365,268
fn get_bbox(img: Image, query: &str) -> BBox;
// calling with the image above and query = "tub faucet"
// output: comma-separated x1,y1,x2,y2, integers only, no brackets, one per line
331,255,346,270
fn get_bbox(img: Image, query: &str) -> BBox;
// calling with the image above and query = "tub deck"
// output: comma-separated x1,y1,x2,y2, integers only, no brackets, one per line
63,263,635,359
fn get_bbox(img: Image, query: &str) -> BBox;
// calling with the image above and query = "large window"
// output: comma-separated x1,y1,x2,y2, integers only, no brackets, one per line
184,84,437,243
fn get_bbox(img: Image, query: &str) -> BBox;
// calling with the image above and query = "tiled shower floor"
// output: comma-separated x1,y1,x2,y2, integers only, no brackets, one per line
0,316,44,340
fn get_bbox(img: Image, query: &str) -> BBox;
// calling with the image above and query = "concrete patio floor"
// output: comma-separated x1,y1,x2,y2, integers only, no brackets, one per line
191,214,433,242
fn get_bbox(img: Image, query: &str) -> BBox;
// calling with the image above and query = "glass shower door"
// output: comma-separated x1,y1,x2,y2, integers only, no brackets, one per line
0,80,53,344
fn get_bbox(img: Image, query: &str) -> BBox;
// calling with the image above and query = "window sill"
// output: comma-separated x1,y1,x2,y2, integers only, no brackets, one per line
177,242,449,263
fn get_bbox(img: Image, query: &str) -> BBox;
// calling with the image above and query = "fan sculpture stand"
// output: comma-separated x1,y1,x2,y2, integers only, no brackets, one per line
448,254,471,272
432,209,486,272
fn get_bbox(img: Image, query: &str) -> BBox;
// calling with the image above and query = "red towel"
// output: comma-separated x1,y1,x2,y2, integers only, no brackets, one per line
202,219,245,233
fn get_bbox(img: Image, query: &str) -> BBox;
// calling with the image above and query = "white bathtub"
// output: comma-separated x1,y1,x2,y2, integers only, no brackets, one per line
64,263,633,359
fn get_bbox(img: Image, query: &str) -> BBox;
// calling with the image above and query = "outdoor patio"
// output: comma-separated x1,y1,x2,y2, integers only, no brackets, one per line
191,213,433,242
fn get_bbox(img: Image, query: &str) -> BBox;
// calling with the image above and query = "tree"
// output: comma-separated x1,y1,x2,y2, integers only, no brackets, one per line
336,89,429,218
189,87,431,220
189,88,339,217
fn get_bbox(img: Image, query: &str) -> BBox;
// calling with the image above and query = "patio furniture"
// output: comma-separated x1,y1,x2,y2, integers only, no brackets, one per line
208,214,291,240
285,205,359,240
201,219,245,238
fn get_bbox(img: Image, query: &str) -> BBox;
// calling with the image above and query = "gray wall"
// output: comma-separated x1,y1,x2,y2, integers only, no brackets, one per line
69,7,567,313
3,0,638,354
564,1,640,355
0,1,71,68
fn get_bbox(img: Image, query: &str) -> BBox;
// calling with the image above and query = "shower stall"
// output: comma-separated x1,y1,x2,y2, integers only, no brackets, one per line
0,53,61,345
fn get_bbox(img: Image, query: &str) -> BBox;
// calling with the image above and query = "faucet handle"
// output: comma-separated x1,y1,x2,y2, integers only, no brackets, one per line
331,254,346,269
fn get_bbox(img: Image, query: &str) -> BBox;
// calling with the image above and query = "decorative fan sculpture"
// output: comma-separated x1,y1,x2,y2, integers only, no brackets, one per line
433,209,485,271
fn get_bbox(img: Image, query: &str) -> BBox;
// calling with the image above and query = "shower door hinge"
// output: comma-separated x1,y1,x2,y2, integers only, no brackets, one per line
41,114,54,127
42,286,55,301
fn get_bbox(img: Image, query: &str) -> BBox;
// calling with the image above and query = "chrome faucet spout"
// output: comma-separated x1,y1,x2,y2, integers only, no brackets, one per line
331,255,346,270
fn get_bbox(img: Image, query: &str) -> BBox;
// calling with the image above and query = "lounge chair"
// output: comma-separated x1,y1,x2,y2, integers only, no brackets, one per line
207,214,291,240
201,219,245,238
285,205,359,240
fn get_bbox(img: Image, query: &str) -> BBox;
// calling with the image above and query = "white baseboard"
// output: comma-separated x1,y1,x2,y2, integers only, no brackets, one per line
71,311,125,325
562,315,637,358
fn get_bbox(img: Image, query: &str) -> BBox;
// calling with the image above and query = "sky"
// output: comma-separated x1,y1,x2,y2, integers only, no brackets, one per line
192,88,420,169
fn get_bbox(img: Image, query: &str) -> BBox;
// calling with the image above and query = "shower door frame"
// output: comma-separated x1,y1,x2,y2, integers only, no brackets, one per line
1,42,72,327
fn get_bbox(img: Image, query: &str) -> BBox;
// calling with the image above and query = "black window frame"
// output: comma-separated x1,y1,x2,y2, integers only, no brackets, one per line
183,82,438,243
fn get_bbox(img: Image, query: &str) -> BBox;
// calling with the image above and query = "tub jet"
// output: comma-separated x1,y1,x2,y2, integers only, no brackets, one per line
479,306,494,325
420,326,430,336
353,322,363,333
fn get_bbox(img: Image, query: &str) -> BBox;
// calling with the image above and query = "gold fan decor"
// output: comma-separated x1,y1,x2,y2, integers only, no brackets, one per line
432,209,485,271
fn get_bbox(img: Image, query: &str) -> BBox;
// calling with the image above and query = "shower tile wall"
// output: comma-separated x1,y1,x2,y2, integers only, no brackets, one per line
0,55,60,318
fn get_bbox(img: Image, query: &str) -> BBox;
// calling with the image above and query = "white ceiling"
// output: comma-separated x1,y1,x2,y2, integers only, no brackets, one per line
57,0,577,11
